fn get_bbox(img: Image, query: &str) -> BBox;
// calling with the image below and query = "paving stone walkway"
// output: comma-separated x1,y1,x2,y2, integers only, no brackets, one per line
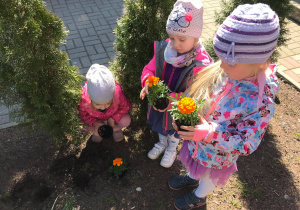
0,0,299,129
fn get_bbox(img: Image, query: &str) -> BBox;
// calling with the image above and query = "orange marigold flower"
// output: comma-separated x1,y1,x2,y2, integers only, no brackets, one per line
178,97,196,114
146,76,159,87
113,158,123,166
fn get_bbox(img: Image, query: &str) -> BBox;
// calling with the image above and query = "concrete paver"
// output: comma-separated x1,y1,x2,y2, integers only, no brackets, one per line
1,0,299,129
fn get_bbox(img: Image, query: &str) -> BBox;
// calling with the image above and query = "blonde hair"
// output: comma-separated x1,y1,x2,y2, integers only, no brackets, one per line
185,60,224,115
185,60,271,116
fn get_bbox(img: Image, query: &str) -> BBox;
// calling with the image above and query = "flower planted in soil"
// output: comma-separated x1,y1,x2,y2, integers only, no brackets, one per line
146,76,171,110
168,93,205,131
108,158,127,179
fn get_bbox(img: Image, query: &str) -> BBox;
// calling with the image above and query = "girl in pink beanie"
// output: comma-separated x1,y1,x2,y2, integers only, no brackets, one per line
78,64,132,143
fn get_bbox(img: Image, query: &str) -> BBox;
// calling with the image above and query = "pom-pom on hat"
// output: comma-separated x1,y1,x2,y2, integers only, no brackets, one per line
213,3,280,65
166,0,203,38
86,64,115,103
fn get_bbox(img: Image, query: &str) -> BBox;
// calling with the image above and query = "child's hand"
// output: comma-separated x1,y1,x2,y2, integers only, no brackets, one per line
178,126,195,140
107,117,116,128
172,119,179,131
152,106,168,112
140,84,149,100
93,121,104,136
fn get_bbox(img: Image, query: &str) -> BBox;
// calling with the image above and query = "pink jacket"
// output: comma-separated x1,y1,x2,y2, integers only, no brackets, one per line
78,81,132,127
141,39,212,87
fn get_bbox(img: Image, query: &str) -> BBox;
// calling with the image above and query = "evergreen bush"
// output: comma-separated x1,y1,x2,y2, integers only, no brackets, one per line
204,0,293,62
110,0,176,121
0,0,84,144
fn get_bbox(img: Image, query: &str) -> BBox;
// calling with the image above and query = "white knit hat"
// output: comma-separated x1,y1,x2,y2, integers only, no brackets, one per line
213,3,280,65
86,64,115,103
166,0,203,38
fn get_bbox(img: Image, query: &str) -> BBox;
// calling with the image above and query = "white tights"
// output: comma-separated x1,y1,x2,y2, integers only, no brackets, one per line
192,173,215,198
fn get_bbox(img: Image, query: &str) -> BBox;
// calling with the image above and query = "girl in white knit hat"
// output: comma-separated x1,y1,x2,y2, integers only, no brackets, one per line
140,0,212,168
168,3,280,209
78,64,132,143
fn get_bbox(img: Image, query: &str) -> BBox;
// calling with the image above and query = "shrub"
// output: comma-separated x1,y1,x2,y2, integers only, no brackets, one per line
110,0,176,121
0,0,84,144
204,0,293,62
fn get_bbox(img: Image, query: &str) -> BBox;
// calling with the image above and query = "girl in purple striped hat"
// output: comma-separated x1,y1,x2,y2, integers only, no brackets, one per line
168,3,280,209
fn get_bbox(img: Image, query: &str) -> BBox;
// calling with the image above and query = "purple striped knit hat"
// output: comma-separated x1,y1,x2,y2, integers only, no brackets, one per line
213,3,280,65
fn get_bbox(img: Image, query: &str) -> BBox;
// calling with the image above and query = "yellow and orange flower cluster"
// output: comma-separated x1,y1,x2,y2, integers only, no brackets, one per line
113,158,123,166
178,97,196,114
145,76,159,87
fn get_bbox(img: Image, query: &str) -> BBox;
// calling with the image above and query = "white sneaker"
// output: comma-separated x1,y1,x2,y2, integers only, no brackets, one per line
148,143,166,160
160,149,177,168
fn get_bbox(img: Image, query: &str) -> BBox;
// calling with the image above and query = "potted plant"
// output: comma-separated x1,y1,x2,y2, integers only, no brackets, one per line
108,158,127,179
146,76,171,110
168,93,205,131
98,125,113,139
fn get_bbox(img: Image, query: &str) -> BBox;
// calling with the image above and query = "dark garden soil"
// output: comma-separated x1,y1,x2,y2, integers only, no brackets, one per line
0,77,299,210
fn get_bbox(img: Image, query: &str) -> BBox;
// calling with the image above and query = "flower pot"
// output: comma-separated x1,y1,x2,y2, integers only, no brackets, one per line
175,120,191,132
153,97,169,110
98,125,113,139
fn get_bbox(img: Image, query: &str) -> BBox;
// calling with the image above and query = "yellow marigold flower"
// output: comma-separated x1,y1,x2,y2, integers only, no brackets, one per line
178,97,196,114
146,76,159,87
113,158,123,166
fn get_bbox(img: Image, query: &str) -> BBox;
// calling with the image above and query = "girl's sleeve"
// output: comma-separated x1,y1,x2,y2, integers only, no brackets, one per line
111,87,132,122
77,84,98,127
78,100,98,127
193,102,276,156
141,42,157,87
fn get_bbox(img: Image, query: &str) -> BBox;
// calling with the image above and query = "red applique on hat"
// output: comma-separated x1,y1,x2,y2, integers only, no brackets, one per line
185,12,193,22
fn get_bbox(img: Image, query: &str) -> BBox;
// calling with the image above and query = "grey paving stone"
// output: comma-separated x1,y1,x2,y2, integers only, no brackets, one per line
85,7,93,13
91,20,101,27
66,39,75,49
82,36,99,42
107,51,116,60
69,51,88,59
78,67,89,75
91,57,110,65
68,47,86,54
60,45,66,51
71,58,82,68
94,44,105,54
99,34,109,43
96,28,112,35
67,3,76,10
73,38,84,48
87,28,97,36
79,29,88,37
84,40,101,46
67,33,81,40
77,23,93,30
80,57,92,68
67,23,77,31
90,53,108,60
86,46,97,55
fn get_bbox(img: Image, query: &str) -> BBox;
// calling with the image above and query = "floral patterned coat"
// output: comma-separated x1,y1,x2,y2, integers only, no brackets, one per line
189,65,279,169
78,82,132,128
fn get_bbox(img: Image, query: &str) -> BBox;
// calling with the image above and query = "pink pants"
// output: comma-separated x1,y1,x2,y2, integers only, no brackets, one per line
113,113,131,131
91,114,131,142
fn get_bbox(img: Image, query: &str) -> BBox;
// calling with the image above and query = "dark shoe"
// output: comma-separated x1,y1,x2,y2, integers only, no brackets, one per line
169,174,199,190
174,190,206,210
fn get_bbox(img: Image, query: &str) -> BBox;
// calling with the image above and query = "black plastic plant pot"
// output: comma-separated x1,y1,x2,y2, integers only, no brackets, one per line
98,125,113,139
175,120,191,132
153,97,169,110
